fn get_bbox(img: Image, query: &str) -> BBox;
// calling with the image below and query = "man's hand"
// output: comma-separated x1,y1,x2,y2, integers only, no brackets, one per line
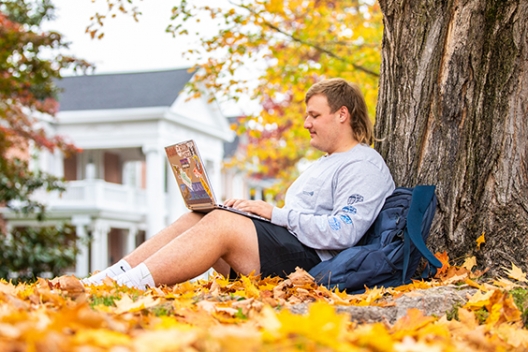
223,199,273,220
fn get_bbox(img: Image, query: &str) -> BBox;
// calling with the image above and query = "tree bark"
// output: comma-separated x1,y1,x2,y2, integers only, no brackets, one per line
375,0,528,273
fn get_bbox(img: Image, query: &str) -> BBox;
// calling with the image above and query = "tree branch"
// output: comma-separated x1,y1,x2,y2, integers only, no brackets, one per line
234,2,380,78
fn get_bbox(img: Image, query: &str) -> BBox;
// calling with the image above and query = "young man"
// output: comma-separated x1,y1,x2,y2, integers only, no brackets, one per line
83,78,395,289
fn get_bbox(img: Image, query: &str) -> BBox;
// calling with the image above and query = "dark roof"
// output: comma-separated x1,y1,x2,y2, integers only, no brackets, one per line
223,116,241,158
56,68,194,111
223,134,240,159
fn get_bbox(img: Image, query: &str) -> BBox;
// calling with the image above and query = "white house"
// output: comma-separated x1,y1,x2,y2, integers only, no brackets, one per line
1,68,236,278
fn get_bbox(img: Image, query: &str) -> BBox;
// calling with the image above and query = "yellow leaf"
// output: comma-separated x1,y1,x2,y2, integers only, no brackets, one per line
0,281,17,295
393,336,438,352
464,290,494,311
496,323,528,348
73,329,131,348
114,294,160,314
209,324,261,352
462,256,477,271
492,277,519,290
503,263,528,283
132,329,200,351
263,302,349,348
464,277,487,291
349,323,394,351
476,232,485,249
265,0,284,13
493,277,519,290
260,306,282,340
241,275,261,299
356,286,385,306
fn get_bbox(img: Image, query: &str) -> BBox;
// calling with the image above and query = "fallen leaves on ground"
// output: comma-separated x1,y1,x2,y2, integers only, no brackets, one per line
0,254,527,351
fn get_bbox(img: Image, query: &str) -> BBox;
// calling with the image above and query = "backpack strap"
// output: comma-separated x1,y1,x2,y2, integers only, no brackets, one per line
402,185,443,282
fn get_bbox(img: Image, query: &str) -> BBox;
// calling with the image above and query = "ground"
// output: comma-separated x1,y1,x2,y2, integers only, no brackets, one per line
1,259,528,351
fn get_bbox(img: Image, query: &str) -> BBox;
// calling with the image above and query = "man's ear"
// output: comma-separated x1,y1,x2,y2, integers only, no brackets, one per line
339,107,349,122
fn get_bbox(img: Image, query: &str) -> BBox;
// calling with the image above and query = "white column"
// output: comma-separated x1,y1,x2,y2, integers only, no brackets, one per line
142,144,166,238
72,215,91,278
86,162,96,180
126,225,137,255
54,150,64,178
91,220,110,272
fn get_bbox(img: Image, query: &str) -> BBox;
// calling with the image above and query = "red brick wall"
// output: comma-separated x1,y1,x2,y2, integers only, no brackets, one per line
63,154,77,181
104,152,122,184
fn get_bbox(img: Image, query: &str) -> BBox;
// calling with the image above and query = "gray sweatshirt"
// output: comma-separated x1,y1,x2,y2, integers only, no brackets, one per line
271,144,395,261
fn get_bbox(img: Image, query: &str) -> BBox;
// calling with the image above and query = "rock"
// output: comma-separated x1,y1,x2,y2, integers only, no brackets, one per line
289,285,478,324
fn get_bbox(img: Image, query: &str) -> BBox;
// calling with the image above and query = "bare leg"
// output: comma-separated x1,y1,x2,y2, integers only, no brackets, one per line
124,211,204,267
144,209,260,285
82,211,207,284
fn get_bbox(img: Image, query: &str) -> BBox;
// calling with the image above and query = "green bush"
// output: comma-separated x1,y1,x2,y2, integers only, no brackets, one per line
0,224,81,281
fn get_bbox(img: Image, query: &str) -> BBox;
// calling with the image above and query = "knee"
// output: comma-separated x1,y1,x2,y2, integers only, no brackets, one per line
183,211,203,221
175,211,203,226
204,209,237,223
203,210,256,238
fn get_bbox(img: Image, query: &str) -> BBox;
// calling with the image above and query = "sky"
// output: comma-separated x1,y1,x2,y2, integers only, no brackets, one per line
48,0,196,73
46,0,260,114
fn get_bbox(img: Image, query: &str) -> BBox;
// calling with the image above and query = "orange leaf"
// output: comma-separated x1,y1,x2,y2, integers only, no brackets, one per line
476,232,485,249
390,308,436,336
434,251,450,277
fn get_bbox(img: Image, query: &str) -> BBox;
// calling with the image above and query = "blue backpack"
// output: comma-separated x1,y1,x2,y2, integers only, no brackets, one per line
309,185,443,294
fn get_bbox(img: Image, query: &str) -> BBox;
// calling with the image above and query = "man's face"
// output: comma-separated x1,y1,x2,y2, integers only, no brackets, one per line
304,94,342,154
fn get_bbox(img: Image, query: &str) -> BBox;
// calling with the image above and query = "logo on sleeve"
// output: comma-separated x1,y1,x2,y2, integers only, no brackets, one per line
348,194,364,205
342,206,357,214
340,214,353,224
341,194,364,216
328,217,341,231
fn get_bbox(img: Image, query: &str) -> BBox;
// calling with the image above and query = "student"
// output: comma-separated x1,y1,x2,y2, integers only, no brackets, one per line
83,78,395,289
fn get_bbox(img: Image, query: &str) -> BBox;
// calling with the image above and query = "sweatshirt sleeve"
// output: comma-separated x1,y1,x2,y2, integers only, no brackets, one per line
271,160,393,250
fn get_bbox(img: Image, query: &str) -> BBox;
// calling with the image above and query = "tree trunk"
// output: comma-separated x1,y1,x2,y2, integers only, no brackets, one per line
375,0,528,273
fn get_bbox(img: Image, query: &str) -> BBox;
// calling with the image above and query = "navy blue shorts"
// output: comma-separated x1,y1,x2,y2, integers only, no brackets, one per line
230,218,321,279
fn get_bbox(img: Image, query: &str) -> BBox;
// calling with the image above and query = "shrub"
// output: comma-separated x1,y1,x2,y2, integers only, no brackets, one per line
0,224,81,281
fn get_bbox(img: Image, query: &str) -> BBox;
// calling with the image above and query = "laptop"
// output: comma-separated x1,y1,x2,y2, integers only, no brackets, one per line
165,139,270,222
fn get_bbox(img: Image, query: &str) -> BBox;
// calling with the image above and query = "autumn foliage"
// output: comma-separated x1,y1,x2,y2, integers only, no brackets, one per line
0,0,90,214
172,0,384,198
0,0,90,278
1,251,528,351
88,0,383,202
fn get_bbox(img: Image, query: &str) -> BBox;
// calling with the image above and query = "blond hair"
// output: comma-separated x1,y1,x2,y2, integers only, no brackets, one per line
305,78,373,145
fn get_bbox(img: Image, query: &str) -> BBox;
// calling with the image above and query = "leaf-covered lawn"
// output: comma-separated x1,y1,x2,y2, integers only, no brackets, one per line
1,254,528,351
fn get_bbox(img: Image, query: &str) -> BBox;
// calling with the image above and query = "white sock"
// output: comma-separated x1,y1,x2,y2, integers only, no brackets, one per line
82,259,132,285
113,263,155,290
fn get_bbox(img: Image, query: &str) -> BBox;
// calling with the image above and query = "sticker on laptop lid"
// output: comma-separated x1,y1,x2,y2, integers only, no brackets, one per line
193,166,203,178
181,158,191,168
198,177,212,198
178,167,193,191
175,143,192,158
